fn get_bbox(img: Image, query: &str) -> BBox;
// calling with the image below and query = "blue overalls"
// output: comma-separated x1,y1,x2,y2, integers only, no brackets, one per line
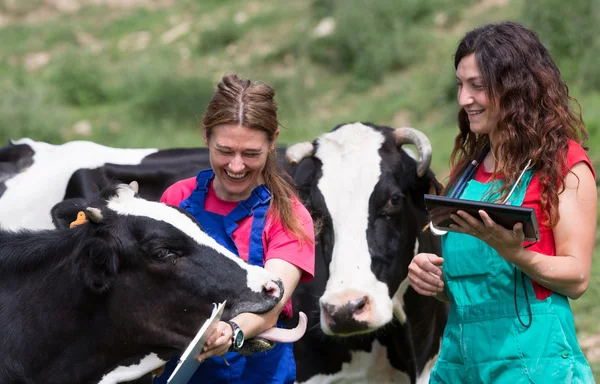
154,169,296,384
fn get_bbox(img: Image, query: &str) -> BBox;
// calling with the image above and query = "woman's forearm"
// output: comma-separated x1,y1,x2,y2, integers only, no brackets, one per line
229,303,285,339
231,259,303,338
511,248,589,299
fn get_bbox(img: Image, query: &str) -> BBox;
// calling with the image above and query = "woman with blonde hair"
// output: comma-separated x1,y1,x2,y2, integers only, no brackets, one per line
154,73,315,383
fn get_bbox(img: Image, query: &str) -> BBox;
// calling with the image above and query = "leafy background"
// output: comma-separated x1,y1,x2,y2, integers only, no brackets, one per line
1,0,599,377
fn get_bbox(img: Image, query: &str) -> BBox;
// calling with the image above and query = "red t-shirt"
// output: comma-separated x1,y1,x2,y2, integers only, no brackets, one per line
160,177,315,318
473,140,595,300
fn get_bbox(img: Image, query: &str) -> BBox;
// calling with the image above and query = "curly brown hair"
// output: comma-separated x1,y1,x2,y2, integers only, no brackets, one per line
445,21,588,227
202,73,312,243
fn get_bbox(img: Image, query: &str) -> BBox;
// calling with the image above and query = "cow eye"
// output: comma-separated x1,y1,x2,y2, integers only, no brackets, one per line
152,248,176,261
389,193,403,206
381,193,404,216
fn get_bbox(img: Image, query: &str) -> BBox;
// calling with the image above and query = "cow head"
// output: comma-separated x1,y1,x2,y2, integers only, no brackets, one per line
288,122,441,336
51,182,283,353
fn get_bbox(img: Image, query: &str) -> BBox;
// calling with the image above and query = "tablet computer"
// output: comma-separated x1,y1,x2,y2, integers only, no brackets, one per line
167,301,226,384
424,194,540,242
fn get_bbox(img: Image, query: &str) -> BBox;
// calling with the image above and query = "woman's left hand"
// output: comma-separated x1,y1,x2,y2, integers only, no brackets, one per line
449,209,525,263
196,321,232,362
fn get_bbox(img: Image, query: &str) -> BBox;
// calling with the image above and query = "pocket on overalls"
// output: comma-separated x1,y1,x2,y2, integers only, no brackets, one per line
443,234,502,279
514,313,575,383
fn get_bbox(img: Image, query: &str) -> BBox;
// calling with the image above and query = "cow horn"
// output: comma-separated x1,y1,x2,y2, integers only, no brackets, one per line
393,127,432,177
129,181,139,194
85,207,104,223
285,142,315,165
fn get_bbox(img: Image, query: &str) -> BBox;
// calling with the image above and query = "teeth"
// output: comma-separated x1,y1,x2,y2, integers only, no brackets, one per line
468,110,483,115
226,170,247,179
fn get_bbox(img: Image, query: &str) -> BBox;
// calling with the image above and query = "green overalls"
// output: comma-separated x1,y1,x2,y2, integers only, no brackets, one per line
429,170,595,383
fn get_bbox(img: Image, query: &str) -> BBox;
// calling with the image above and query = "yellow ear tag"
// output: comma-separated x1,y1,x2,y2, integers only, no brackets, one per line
70,211,88,228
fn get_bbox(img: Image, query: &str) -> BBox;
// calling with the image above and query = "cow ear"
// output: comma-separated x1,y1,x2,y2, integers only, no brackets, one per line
76,238,119,294
428,175,444,196
51,198,87,228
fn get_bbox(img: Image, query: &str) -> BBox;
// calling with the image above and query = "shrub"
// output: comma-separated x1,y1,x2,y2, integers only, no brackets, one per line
197,22,244,54
133,75,215,124
521,0,600,91
51,54,109,107
0,84,68,143
307,0,472,88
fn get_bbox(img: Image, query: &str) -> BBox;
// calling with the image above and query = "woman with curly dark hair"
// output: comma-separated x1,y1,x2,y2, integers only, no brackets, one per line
408,21,596,382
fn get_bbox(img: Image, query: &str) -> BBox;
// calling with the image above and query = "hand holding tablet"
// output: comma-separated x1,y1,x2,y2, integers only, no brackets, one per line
424,194,540,242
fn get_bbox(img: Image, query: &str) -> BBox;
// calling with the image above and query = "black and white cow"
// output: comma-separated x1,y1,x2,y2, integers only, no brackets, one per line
0,138,206,230
0,182,284,384
0,138,291,231
284,122,449,383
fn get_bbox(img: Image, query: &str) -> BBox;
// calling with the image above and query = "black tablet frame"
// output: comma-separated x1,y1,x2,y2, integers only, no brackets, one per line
424,194,540,242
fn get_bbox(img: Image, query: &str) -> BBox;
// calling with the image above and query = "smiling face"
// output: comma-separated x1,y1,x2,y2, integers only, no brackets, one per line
456,53,500,139
205,124,277,202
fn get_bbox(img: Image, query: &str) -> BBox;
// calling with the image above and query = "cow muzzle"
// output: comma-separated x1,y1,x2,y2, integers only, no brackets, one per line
319,289,391,335
230,278,284,318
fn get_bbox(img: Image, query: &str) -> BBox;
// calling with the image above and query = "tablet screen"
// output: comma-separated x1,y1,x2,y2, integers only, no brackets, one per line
424,194,540,242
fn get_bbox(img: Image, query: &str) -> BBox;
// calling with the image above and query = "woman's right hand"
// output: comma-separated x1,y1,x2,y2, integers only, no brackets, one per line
408,253,445,297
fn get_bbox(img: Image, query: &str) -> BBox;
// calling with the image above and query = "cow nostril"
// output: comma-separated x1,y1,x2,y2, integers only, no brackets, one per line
354,296,368,311
263,279,283,299
321,302,336,324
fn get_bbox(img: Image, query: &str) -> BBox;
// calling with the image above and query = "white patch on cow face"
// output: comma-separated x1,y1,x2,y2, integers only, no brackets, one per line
299,340,410,384
315,123,393,332
1,139,157,230
97,353,165,384
392,238,419,324
106,186,275,294
392,278,410,324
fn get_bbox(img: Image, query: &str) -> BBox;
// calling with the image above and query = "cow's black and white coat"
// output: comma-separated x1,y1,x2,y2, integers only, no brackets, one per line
286,122,448,384
0,183,283,384
0,138,211,230
0,138,290,231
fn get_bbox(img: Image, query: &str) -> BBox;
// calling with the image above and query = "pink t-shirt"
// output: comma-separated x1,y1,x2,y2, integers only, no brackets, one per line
160,177,315,318
474,140,595,300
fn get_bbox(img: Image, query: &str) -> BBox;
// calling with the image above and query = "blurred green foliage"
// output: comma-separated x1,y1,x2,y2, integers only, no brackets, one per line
522,0,600,91
307,0,474,89
132,75,214,123
51,54,109,107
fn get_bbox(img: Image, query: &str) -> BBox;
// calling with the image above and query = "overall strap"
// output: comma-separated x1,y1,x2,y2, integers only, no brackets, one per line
179,169,214,211
226,185,272,267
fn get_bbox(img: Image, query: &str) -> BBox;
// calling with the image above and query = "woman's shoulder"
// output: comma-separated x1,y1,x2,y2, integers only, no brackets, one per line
290,195,312,219
265,195,314,234
160,177,197,205
565,139,595,179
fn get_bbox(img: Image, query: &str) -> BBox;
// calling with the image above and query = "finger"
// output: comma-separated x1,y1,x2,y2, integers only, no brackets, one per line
411,258,442,277
197,343,231,361
408,275,444,296
477,210,496,227
512,222,525,238
449,213,471,231
411,285,442,296
456,210,486,231
206,323,230,347
408,266,444,289
426,254,445,267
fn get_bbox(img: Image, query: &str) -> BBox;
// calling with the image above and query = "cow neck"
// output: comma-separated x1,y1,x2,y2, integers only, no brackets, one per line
179,169,272,267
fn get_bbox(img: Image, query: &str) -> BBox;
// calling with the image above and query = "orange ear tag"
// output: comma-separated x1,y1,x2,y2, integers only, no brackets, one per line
69,211,88,228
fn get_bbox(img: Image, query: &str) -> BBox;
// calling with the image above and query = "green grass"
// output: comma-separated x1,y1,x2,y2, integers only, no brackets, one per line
0,0,599,378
